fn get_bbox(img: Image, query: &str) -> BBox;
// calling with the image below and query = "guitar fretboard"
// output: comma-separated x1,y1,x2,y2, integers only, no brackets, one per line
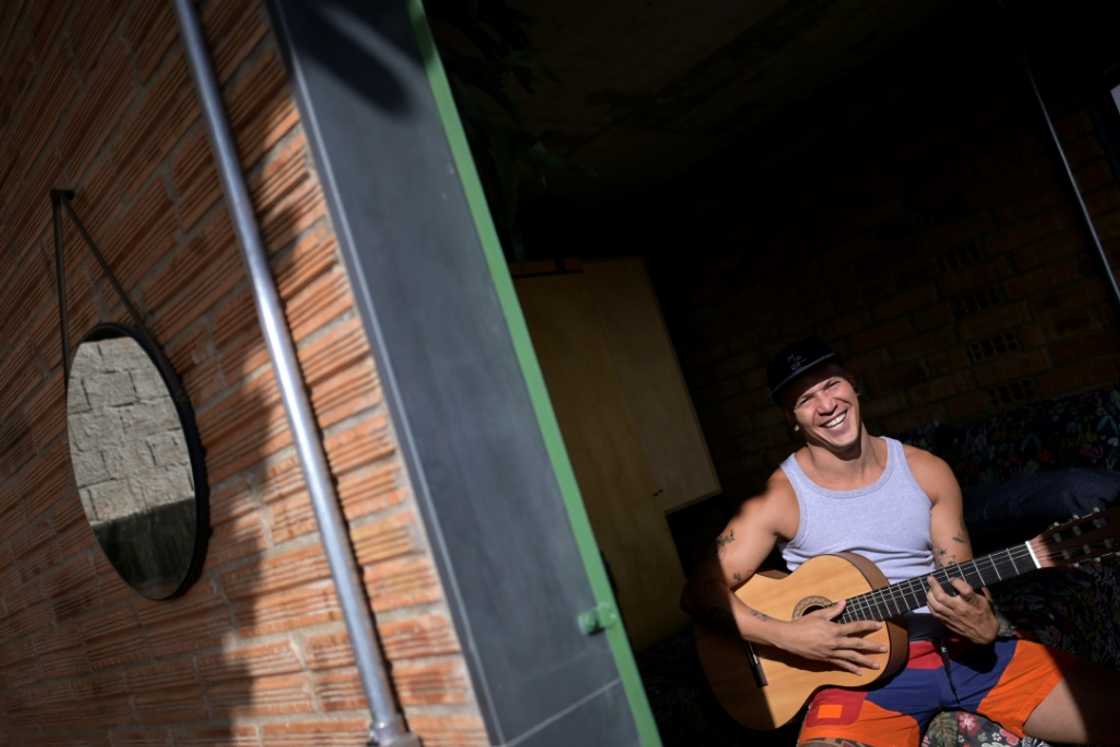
836,543,1038,623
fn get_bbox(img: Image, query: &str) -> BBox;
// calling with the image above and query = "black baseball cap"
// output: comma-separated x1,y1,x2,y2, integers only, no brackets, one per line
766,337,838,402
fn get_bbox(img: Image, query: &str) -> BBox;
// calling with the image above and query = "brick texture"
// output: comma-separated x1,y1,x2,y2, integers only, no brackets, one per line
0,1,484,744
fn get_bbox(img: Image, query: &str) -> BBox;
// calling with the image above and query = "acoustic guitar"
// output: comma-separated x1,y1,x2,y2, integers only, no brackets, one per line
695,507,1120,730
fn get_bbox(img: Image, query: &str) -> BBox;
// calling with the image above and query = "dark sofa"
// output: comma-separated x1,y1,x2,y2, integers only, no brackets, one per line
640,386,1120,746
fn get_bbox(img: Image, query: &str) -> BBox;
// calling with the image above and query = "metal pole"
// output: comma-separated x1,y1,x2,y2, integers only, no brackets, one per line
1024,59,1120,309
51,190,72,384
171,2,420,745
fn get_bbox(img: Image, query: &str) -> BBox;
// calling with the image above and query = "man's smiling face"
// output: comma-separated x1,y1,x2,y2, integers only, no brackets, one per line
783,364,862,450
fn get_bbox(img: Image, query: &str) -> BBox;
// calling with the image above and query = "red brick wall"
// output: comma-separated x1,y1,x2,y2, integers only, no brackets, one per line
0,1,485,744
667,65,1120,498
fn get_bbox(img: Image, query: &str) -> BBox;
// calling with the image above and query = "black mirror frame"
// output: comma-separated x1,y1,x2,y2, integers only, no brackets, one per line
71,322,211,600
52,190,211,599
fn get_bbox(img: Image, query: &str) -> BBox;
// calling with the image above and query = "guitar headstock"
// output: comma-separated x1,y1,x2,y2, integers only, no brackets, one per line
1030,506,1120,569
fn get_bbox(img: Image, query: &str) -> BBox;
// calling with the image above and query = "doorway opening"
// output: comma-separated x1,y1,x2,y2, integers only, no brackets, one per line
425,1,1120,743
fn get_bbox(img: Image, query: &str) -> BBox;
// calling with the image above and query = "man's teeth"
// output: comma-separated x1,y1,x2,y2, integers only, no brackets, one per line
823,412,847,429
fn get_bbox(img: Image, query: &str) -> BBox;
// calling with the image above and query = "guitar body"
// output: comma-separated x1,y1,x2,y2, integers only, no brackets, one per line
695,553,909,730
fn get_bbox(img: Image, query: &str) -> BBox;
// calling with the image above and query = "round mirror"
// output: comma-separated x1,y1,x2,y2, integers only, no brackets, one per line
66,323,208,599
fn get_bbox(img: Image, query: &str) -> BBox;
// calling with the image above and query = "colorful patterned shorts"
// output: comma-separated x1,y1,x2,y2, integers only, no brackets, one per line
798,637,1070,746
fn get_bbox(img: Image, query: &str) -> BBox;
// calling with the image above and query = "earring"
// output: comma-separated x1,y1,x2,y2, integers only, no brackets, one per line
793,424,800,432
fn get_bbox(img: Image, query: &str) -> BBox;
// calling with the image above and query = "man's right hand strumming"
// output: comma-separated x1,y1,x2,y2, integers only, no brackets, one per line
769,600,887,674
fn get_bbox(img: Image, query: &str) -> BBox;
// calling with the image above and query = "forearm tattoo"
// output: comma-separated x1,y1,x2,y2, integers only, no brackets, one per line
748,607,771,622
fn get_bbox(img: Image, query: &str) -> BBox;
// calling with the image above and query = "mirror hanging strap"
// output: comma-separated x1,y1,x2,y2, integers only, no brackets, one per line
49,189,158,386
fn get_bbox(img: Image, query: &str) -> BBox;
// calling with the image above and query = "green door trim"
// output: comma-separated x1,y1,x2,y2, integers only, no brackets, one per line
408,3,661,744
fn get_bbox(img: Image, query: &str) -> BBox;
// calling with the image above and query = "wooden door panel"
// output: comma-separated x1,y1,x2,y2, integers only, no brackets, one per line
585,258,720,513
516,272,687,648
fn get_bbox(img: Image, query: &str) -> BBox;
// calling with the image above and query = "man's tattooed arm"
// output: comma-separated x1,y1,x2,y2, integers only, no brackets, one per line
933,518,972,567
715,528,735,556
747,607,771,622
951,517,971,547
688,527,775,631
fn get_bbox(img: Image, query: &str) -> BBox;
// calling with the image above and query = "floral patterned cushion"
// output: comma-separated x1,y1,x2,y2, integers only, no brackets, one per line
902,388,1120,488
922,709,1045,747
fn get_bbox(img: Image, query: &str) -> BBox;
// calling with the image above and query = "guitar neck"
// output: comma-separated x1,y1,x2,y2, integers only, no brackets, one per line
837,542,1039,623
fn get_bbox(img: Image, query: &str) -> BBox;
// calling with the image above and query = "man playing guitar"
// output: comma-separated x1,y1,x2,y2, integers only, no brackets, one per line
680,337,1117,745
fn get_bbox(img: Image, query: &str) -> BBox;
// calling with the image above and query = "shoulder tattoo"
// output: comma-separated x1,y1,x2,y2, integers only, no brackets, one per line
715,528,735,556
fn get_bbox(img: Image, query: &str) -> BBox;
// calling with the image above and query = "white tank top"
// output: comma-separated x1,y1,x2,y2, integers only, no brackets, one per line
778,437,940,626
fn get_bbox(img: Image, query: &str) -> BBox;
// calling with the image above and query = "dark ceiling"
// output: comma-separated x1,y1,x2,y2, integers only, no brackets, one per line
431,0,966,201
426,0,1120,269
507,0,959,193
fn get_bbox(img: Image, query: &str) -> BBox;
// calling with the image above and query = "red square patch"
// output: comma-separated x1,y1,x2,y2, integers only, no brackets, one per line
805,689,867,726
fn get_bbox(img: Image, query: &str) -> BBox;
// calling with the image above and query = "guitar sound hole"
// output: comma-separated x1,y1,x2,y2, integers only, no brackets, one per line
793,595,834,619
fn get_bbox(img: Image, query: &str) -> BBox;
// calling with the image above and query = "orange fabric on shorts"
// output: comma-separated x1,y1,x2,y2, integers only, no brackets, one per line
799,688,922,745
975,637,1069,737
795,637,1070,746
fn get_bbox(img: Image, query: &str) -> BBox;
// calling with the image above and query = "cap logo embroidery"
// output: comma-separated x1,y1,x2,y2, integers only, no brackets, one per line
786,353,806,370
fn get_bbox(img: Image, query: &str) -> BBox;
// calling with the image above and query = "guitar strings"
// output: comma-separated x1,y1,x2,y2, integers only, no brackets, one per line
838,544,1036,622
838,539,1116,622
